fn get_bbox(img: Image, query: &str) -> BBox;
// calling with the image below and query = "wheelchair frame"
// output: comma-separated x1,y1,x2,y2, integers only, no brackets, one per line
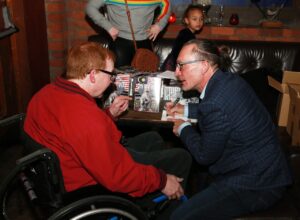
0,114,174,220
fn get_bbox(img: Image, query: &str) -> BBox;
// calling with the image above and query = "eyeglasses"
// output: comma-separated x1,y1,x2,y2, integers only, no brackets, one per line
176,59,204,71
96,69,117,82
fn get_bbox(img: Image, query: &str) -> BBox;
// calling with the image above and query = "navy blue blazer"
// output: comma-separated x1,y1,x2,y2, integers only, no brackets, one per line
181,69,292,190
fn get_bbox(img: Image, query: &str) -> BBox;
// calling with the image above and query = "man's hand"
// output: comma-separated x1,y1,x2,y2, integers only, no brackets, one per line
169,118,186,136
147,24,161,41
109,96,131,117
165,102,184,116
108,27,119,41
161,174,184,200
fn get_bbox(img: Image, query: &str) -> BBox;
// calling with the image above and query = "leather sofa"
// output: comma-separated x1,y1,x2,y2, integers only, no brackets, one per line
88,35,300,73
88,34,300,219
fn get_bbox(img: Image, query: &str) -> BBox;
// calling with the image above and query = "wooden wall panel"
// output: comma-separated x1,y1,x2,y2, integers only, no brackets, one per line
0,1,17,118
8,0,33,113
23,0,49,92
0,0,49,119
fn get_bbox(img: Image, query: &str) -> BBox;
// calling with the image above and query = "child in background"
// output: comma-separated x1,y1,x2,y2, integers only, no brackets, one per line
161,5,204,71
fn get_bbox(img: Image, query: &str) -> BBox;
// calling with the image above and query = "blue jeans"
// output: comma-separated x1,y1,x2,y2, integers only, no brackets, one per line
170,182,285,220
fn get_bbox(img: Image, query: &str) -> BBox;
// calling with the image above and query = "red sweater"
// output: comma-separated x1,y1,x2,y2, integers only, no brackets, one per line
24,77,166,197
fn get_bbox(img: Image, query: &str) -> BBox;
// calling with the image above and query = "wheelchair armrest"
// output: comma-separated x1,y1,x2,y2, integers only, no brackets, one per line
16,148,54,165
1,149,58,209
1,149,53,195
0,113,25,127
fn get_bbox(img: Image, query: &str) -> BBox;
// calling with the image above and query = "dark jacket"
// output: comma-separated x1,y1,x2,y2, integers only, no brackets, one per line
181,69,292,190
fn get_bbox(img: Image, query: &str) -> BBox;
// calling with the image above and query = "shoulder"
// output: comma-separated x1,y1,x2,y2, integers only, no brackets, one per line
176,28,195,41
179,28,192,35
205,71,245,100
206,71,257,107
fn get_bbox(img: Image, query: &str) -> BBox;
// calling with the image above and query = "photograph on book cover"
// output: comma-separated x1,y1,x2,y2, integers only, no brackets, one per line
133,76,162,113
103,74,132,108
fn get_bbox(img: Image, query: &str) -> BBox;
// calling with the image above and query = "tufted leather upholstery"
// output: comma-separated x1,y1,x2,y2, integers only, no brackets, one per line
153,38,300,73
88,34,300,73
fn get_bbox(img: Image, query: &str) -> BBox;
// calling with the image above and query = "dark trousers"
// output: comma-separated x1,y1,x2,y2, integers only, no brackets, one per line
109,37,152,68
126,131,192,189
125,131,192,219
170,182,286,220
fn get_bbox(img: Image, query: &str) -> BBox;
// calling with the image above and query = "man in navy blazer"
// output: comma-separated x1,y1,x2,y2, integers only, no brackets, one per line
166,39,292,219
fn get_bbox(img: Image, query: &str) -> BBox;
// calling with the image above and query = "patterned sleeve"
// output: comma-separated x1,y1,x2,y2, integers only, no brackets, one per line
155,0,171,29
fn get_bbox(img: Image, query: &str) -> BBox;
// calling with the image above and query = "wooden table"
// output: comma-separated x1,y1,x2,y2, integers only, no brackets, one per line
117,109,174,138
118,110,173,129
117,110,182,148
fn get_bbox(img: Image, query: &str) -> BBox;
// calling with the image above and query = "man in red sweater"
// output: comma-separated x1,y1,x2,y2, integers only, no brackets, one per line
24,42,191,201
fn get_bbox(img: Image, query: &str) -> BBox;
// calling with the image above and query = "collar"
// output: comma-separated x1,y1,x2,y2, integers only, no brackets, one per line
200,83,208,100
54,77,96,103
199,68,220,99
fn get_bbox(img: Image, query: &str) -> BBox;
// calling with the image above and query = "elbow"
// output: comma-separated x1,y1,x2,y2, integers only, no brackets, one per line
194,153,217,166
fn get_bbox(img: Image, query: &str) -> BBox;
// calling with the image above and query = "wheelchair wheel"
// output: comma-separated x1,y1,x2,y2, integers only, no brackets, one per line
48,195,148,220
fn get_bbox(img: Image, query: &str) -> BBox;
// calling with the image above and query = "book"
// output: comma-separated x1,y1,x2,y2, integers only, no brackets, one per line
104,71,198,113
133,76,162,113
161,110,198,123
163,85,181,101
103,73,132,108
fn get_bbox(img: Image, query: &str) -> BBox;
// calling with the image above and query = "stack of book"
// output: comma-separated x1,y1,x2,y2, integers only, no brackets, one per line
104,68,198,113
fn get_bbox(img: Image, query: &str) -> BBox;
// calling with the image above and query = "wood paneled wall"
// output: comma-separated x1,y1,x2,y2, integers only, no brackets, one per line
0,0,49,119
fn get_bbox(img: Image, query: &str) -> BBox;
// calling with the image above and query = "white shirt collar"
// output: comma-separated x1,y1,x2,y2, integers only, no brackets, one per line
200,83,208,100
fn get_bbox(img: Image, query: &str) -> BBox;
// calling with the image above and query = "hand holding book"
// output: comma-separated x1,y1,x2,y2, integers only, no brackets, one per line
109,95,132,117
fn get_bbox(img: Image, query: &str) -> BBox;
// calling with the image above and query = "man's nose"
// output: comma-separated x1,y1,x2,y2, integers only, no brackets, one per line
175,68,181,77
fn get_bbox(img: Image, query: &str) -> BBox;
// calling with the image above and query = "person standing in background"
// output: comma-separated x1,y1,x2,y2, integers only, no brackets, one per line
161,4,204,71
86,0,171,68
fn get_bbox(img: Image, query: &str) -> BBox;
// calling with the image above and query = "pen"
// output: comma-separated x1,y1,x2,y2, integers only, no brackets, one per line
172,97,180,108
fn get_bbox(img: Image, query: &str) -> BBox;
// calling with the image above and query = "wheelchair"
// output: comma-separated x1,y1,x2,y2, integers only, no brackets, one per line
0,114,182,220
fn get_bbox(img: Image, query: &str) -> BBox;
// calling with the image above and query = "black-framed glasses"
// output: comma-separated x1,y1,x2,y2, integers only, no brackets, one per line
96,69,117,82
176,59,204,71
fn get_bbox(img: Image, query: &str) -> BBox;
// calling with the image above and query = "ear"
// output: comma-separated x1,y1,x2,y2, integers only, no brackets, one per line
184,17,189,25
200,60,209,74
89,70,96,83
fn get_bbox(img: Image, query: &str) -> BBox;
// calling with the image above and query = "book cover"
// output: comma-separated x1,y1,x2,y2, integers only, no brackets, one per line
133,76,162,113
163,85,181,101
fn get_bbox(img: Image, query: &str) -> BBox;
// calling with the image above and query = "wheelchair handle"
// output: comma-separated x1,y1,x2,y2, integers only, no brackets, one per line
152,194,188,203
